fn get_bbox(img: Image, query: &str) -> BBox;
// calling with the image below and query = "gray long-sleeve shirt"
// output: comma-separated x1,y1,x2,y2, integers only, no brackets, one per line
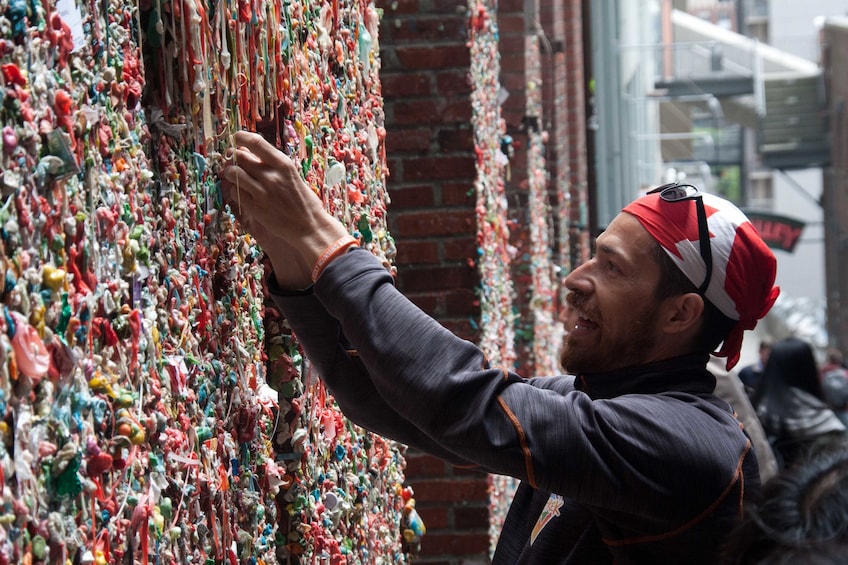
270,248,760,564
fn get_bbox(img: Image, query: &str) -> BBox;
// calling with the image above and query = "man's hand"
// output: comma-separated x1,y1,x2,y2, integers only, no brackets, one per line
220,131,351,289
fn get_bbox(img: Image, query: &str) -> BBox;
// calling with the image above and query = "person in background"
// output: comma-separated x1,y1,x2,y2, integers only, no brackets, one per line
720,442,848,564
750,337,846,470
738,340,771,394
820,348,848,426
709,356,779,483
220,132,781,564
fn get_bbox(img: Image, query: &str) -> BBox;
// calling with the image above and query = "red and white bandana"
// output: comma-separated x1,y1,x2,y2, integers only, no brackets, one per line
623,191,780,370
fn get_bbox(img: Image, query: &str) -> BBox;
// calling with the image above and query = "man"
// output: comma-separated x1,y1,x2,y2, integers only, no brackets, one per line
220,132,780,564
737,340,772,393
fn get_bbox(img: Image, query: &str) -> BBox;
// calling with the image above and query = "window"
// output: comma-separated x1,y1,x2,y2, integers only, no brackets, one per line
748,171,774,209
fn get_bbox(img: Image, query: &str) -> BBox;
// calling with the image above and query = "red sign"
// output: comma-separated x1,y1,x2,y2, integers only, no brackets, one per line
744,211,806,253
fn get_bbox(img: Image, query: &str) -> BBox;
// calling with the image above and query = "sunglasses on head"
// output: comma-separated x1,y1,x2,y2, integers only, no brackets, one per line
647,182,712,296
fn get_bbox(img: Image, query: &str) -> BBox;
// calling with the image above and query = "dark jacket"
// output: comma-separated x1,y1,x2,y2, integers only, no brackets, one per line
270,249,760,564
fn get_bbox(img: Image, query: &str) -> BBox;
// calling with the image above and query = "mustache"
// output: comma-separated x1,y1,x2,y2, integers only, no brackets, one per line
564,291,600,323
566,291,587,311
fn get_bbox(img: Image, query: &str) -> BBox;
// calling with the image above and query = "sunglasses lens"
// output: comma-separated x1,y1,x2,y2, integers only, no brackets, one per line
661,185,698,201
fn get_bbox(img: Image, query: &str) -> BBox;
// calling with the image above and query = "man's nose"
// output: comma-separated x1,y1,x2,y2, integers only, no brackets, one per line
563,259,593,295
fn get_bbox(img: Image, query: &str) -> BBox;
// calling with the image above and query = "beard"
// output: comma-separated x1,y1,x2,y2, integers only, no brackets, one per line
559,303,661,375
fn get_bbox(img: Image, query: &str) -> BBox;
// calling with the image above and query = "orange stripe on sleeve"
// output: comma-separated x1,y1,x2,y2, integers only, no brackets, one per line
497,396,537,488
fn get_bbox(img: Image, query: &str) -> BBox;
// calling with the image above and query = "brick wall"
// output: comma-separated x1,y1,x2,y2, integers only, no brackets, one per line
379,0,480,341
379,1,490,563
500,0,592,376
378,0,590,562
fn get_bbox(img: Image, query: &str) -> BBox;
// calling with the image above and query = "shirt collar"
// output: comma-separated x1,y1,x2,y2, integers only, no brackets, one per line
574,354,716,400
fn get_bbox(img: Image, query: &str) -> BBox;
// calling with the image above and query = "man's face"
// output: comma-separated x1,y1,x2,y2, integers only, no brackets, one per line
560,212,667,374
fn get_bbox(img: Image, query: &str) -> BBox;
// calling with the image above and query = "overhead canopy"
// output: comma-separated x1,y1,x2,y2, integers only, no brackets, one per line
661,10,829,170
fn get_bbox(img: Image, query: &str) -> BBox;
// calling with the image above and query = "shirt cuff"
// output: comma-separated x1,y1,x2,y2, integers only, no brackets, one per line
266,274,314,297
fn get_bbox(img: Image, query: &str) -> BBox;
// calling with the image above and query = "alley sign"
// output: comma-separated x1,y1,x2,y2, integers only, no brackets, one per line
743,211,806,253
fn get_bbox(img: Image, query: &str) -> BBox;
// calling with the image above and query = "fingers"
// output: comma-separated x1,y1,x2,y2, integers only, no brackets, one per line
218,129,326,227
225,146,268,178
220,162,243,185
228,131,296,179
219,176,254,213
232,130,288,166
219,164,261,200
221,132,299,188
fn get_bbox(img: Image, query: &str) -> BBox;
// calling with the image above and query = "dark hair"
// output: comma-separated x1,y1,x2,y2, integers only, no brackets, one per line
751,337,826,405
749,337,840,469
650,243,736,355
720,442,848,564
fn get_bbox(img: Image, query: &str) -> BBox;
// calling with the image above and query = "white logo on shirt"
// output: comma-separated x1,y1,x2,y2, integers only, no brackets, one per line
530,494,564,545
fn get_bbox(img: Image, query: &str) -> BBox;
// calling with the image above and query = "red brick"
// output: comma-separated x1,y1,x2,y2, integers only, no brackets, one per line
395,240,440,264
385,128,434,154
435,70,473,96
403,156,475,180
499,51,527,73
390,17,467,42
430,0,477,13
498,0,525,13
407,292,439,316
381,73,433,97
375,0,419,15
453,506,491,527
397,265,478,293
443,288,479,317
441,182,475,206
404,453,450,479
499,35,525,56
388,184,436,208
415,505,450,530
440,99,473,122
436,128,474,153
419,532,491,556
497,13,526,34
389,99,471,126
394,210,474,238
396,45,470,70
411,479,489,502
389,99,442,126
443,237,477,261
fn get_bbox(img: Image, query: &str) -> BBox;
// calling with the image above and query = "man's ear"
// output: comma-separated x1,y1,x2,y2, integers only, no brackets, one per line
662,292,705,336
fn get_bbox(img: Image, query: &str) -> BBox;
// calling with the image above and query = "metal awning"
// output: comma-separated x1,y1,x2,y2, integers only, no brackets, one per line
666,9,829,169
